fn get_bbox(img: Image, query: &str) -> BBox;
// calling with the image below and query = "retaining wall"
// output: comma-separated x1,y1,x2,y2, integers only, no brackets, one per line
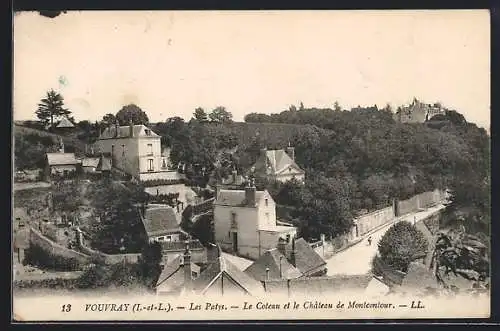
29,228,91,264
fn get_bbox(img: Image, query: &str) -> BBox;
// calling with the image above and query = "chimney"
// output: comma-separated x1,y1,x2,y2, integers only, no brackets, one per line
183,241,192,289
279,256,284,279
207,243,219,262
286,144,295,161
290,236,297,267
215,185,221,200
277,238,287,256
129,119,134,137
232,169,237,183
245,180,256,207
265,267,270,281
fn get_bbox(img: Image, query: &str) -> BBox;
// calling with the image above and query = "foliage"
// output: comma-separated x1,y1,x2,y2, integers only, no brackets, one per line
377,221,429,272
35,89,72,127
85,180,148,254
51,182,83,212
190,213,214,246
430,229,489,289
193,107,209,123
115,104,149,126
23,244,82,271
139,241,163,288
76,262,145,289
208,106,233,124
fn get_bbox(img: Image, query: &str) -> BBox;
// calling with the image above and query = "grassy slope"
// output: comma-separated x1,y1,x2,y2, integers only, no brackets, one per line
14,124,88,155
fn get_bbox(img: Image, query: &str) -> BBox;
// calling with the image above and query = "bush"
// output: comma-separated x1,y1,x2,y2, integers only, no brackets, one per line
24,245,83,271
377,221,428,272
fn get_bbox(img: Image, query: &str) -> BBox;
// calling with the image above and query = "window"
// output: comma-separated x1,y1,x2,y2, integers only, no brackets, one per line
265,199,268,207
111,145,114,155
161,158,167,169
145,129,151,136
122,144,125,156
157,236,164,242
148,159,154,171
286,234,291,243
231,212,237,222
165,235,172,242
147,144,153,156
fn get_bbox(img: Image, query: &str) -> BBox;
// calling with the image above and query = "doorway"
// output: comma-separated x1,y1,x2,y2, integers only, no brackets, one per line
232,232,238,254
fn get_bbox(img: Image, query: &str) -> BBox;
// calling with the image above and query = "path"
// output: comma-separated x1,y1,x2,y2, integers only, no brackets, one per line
325,204,446,276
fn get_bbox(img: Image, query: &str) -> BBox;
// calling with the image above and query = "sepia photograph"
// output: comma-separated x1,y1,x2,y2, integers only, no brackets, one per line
12,10,490,321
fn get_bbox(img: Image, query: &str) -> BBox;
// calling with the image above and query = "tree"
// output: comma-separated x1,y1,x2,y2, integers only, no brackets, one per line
86,181,147,254
333,101,342,112
36,89,71,128
209,106,233,124
139,241,163,288
101,113,117,127
193,107,209,123
377,221,429,272
115,104,149,126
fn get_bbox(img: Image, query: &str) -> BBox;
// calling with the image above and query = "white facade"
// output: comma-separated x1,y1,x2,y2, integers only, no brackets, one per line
96,124,178,181
213,188,297,260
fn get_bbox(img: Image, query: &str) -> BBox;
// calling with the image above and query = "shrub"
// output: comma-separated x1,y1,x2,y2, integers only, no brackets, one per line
377,221,428,272
23,245,83,271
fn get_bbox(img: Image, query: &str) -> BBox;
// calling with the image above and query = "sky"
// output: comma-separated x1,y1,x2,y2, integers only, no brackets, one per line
13,10,490,130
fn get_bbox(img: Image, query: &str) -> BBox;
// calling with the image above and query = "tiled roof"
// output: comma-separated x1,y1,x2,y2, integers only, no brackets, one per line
81,157,100,168
141,206,180,237
214,189,267,207
253,149,304,176
155,255,200,293
56,117,75,128
244,249,302,281
263,274,373,295
46,153,78,166
99,124,158,139
284,238,326,275
192,246,265,296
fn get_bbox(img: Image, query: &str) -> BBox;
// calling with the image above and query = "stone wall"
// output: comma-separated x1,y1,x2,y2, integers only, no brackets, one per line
29,228,91,265
355,205,395,237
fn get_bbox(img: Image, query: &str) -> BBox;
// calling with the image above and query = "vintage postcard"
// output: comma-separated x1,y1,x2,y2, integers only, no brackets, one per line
12,10,491,321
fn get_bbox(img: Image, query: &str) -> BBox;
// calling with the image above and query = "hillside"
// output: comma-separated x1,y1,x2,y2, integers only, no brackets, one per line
14,124,88,170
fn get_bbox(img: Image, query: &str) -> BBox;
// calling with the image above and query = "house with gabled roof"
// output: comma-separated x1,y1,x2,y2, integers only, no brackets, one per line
96,121,183,182
213,179,297,260
252,144,305,184
156,244,265,297
139,204,184,244
244,237,327,282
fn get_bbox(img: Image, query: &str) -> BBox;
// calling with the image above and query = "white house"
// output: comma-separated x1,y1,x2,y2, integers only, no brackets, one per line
96,122,184,182
213,180,297,260
252,145,305,184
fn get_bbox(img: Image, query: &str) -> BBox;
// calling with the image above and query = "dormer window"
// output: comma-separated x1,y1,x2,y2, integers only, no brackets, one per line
145,129,151,136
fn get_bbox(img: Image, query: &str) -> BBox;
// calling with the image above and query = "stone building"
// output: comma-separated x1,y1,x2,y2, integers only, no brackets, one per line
251,144,305,184
213,180,297,260
96,121,183,182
